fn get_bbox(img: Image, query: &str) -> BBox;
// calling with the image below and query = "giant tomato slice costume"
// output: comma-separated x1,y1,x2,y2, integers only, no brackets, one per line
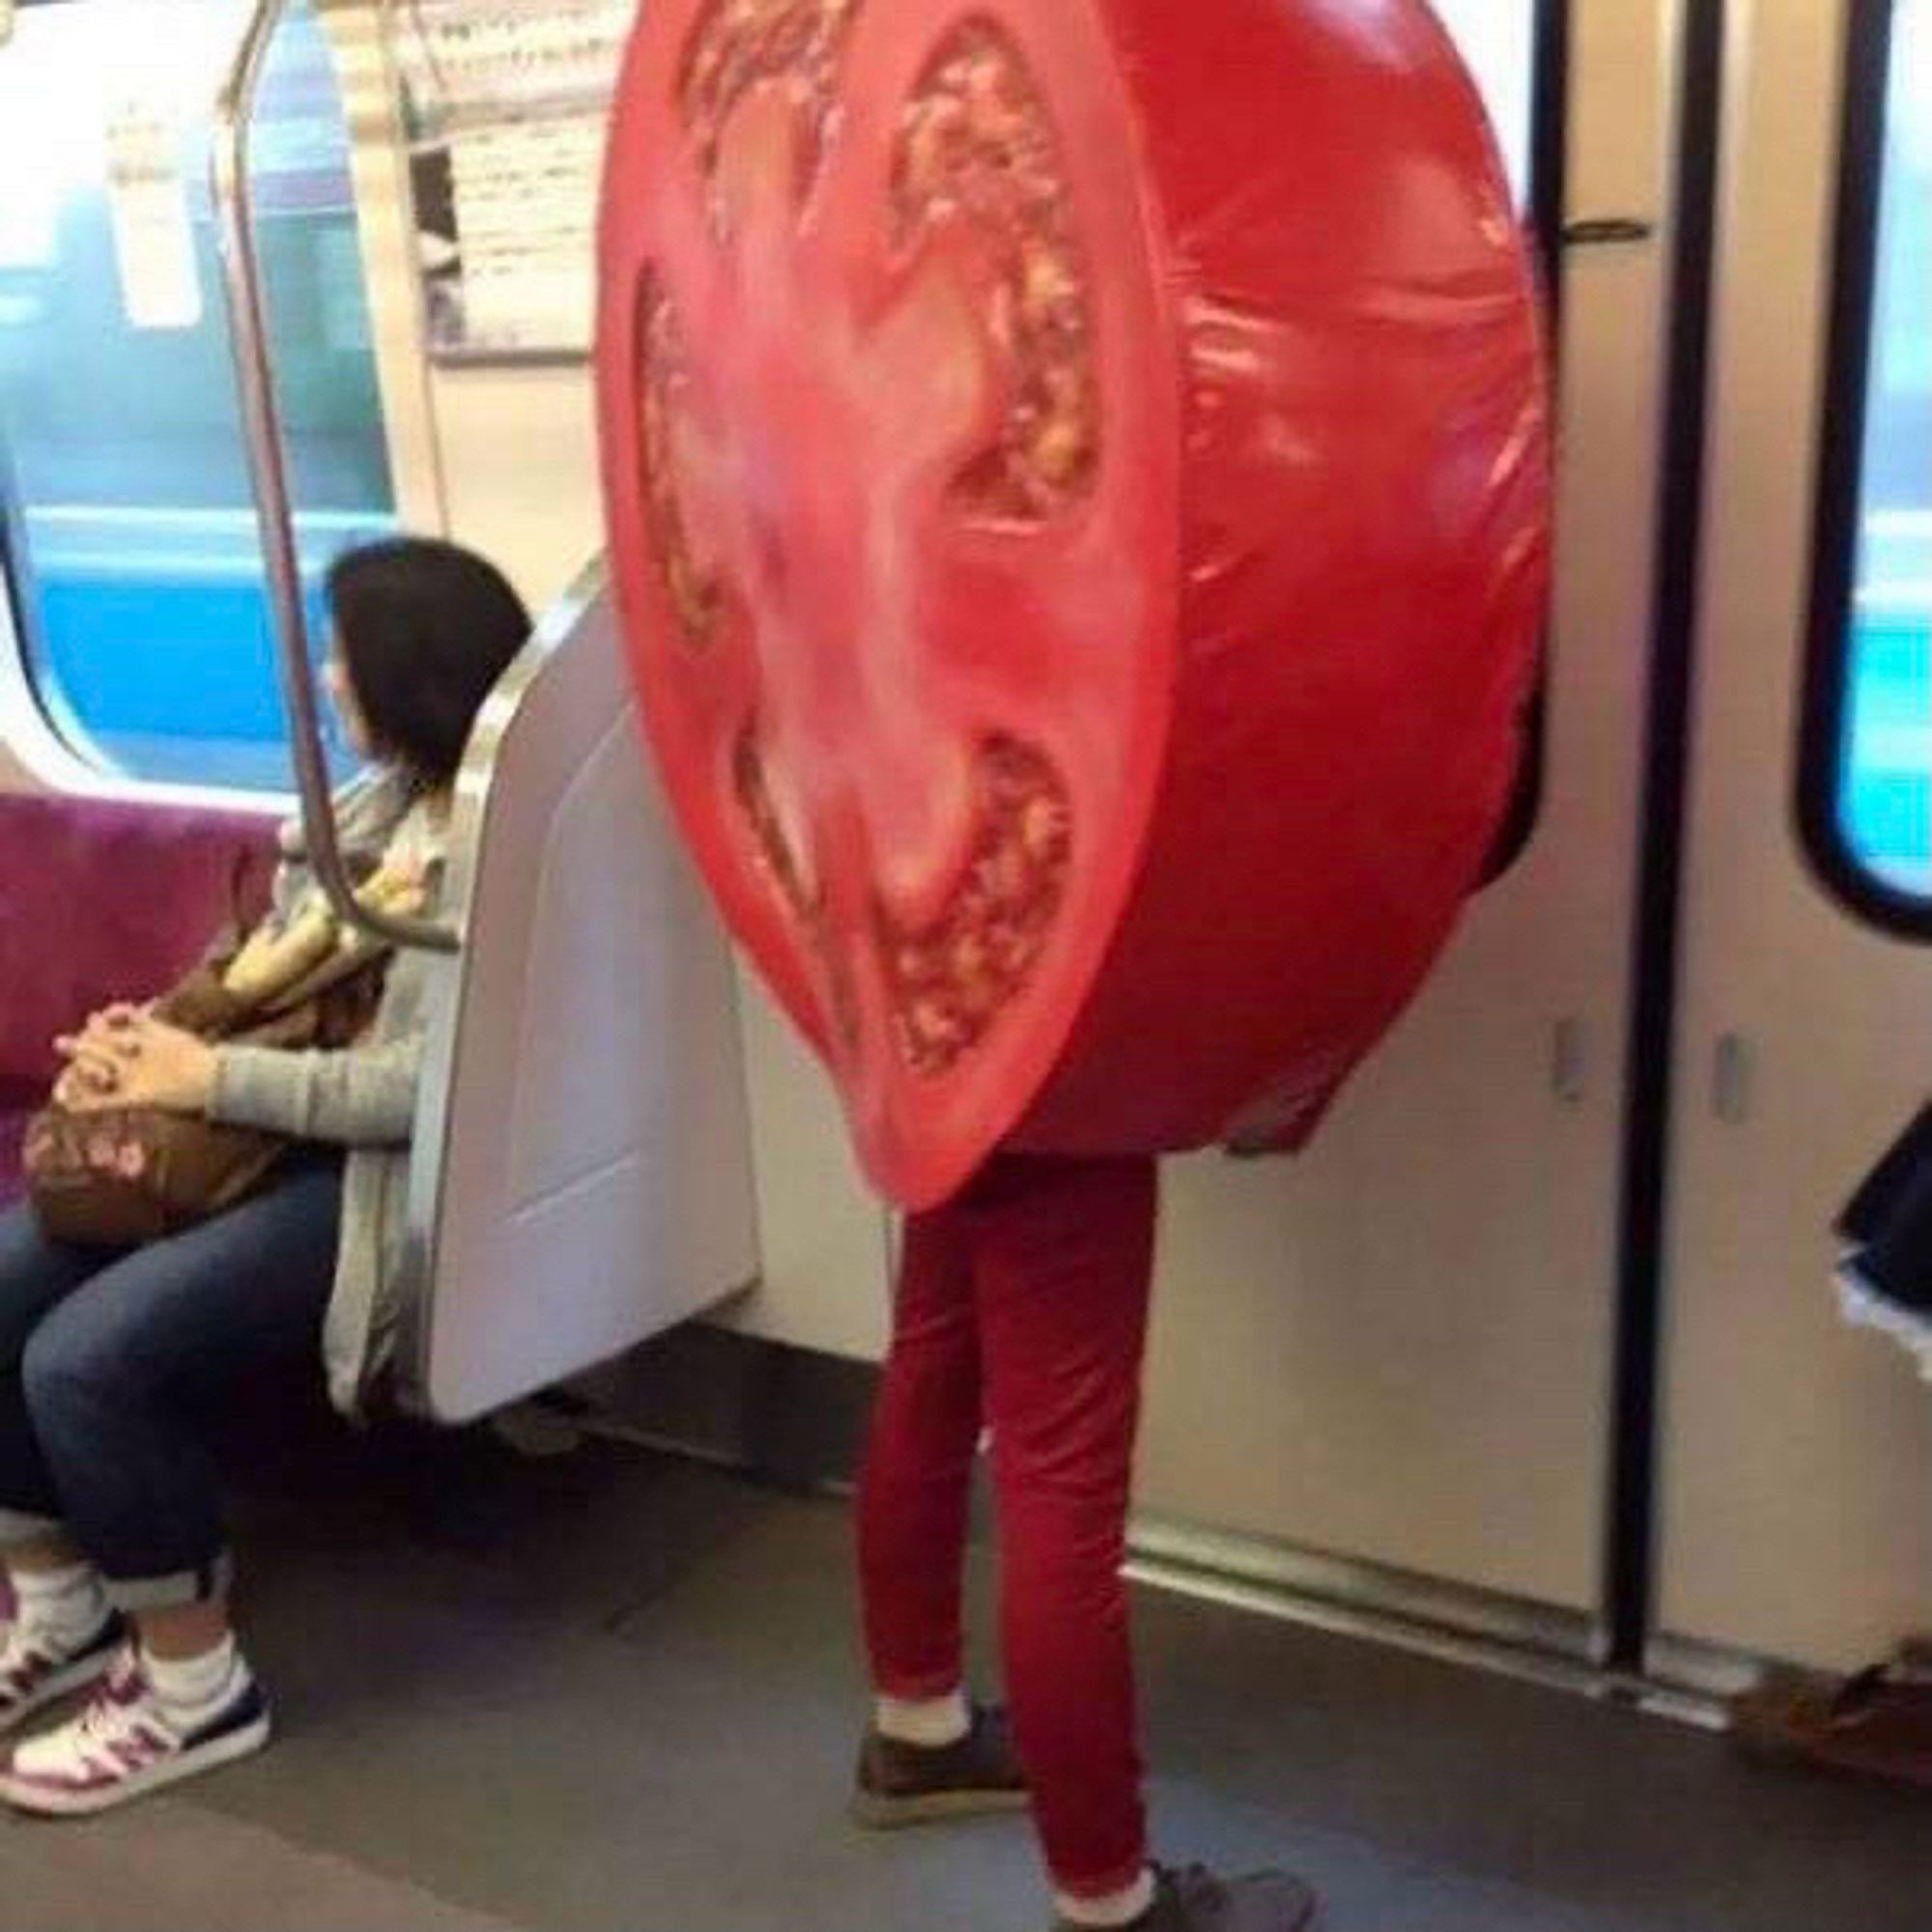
597,0,1551,1209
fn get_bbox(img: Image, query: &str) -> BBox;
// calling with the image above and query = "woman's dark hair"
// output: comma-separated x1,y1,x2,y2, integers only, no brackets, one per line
326,537,530,784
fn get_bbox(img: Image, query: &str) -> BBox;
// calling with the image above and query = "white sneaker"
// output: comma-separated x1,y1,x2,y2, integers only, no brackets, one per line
0,1645,270,1818
0,1612,122,1737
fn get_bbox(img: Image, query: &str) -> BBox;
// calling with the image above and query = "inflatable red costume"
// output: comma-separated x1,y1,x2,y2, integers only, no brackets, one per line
596,0,1549,1211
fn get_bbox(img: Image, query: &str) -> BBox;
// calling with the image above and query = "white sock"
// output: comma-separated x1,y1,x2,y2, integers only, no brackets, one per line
143,1635,249,1729
11,1562,111,1652
1056,1870,1158,1929
874,1688,972,1748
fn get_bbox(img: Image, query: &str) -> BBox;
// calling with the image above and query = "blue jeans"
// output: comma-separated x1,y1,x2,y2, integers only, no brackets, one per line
0,1160,342,1610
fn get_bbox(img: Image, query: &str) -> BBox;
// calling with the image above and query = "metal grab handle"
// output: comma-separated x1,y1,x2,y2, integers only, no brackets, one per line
210,0,458,953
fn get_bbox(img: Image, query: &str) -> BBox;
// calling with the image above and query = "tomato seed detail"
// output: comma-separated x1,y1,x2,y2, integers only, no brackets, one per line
734,729,817,922
893,21,1100,520
679,0,860,191
639,281,720,646
645,0,868,642
655,7,1085,1081
736,732,862,1051
877,739,1071,1079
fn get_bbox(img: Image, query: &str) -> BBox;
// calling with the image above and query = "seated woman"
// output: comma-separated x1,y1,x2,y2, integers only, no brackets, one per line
0,537,528,1816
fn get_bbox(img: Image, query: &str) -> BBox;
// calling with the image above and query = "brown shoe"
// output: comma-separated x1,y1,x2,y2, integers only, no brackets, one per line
1731,1660,1932,1791
1052,1865,1322,1932
851,1703,1030,1829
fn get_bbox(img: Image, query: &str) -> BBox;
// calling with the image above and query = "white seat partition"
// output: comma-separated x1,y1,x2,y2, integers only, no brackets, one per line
398,560,760,1423
203,10,755,1427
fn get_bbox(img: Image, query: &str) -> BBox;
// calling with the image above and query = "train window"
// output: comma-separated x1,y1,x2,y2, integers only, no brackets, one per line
0,0,392,792
1801,0,1931,923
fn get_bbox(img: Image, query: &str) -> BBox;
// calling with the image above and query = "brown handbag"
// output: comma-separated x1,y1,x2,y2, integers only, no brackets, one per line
22,931,391,1249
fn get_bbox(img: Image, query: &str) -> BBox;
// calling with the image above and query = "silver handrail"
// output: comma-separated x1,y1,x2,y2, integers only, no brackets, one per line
210,0,459,952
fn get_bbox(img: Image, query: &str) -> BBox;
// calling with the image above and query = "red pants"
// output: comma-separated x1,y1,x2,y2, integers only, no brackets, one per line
859,1151,1159,1898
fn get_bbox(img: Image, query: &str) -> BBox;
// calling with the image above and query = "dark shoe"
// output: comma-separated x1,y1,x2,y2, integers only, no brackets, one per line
1053,1865,1322,1932
851,1703,1030,1829
1731,1658,1932,1791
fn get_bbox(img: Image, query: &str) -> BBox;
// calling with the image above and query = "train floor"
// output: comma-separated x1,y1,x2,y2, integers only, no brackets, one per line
0,1409,1923,1932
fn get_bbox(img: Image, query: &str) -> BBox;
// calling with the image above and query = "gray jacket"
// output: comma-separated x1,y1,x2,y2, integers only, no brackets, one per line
205,771,439,1416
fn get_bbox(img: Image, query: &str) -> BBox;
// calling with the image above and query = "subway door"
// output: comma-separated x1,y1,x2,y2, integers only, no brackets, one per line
1133,0,1675,1638
1654,0,1932,1676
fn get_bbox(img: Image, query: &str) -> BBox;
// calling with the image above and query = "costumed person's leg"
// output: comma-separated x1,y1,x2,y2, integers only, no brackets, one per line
976,1153,1156,1922
978,1154,1320,1932
855,1177,1027,1826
